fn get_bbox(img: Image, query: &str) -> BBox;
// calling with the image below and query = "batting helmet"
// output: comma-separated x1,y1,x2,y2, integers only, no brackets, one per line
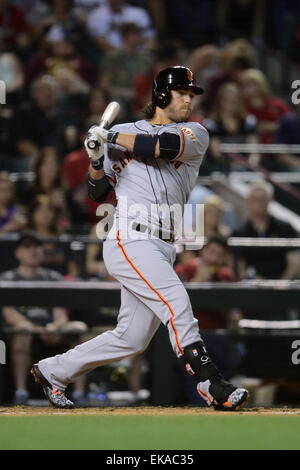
152,66,204,109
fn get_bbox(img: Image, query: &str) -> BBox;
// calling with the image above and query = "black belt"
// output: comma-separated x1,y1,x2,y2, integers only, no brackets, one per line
132,223,175,243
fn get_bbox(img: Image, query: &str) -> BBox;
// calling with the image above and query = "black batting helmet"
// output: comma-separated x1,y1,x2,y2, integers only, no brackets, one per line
152,66,204,109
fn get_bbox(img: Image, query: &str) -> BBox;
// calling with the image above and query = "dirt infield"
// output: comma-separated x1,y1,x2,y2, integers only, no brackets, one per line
1,406,300,416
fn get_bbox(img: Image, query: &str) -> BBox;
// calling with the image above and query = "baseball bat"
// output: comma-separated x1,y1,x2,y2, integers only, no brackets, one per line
87,101,120,150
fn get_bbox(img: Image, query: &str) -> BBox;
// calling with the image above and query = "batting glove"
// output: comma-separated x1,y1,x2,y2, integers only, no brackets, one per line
89,125,119,144
84,127,105,170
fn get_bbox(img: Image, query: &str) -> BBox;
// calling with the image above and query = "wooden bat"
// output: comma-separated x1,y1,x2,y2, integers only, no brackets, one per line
87,101,120,149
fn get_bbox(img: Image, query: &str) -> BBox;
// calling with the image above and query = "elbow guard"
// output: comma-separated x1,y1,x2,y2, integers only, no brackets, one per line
133,134,158,158
158,133,180,160
133,132,180,160
86,173,112,203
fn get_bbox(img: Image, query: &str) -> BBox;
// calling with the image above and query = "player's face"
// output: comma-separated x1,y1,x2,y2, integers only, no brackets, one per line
166,88,195,122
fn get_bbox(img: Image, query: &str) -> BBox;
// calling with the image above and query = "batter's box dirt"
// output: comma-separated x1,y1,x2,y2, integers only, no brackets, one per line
1,406,300,416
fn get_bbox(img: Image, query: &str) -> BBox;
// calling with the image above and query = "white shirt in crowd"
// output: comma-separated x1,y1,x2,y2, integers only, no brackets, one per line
87,2,155,49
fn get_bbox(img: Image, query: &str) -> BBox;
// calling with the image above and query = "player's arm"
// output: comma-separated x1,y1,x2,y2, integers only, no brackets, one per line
86,166,113,203
113,126,209,162
115,133,178,159
89,123,209,161
84,130,114,203
89,125,179,160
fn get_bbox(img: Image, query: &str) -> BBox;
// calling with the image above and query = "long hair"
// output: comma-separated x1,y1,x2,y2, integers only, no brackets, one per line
209,82,246,121
28,195,61,235
142,102,156,119
240,69,271,98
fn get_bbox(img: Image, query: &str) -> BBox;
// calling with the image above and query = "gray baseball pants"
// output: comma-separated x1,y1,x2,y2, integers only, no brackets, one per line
38,231,201,390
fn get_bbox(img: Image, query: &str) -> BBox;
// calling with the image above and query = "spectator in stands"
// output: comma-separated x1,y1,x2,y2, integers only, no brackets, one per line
28,195,61,238
164,0,217,48
0,51,24,102
202,39,255,113
87,0,156,52
12,0,50,29
26,35,96,90
202,82,259,174
27,195,67,273
83,88,111,125
216,0,265,43
86,224,115,279
273,105,300,171
99,22,154,120
24,147,69,226
0,232,87,405
232,181,299,280
239,68,291,145
175,236,235,288
32,0,91,55
0,172,27,233
0,0,32,54
202,195,231,239
62,119,116,227
175,236,244,404
25,35,97,152
12,75,62,169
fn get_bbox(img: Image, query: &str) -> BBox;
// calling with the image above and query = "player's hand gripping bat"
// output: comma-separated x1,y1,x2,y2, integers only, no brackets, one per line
86,101,120,150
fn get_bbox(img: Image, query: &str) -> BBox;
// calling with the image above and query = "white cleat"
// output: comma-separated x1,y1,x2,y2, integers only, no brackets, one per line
197,378,249,411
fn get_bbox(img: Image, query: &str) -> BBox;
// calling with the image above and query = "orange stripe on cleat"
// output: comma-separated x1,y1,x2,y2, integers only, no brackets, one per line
222,399,231,407
197,384,212,405
116,230,184,355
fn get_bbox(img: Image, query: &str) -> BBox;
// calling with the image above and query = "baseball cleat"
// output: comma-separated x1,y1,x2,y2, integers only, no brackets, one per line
31,364,74,409
212,388,250,411
197,377,249,411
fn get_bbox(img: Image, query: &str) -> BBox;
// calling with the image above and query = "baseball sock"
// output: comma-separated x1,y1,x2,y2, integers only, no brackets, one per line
181,341,235,403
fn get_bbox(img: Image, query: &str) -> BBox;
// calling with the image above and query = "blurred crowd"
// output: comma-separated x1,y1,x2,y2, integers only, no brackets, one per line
1,0,300,237
1,0,300,318
1,0,300,405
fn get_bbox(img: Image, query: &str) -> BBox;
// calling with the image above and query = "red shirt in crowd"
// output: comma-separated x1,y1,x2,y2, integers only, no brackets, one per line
0,5,31,48
62,148,116,224
246,96,290,143
175,257,236,329
25,52,97,86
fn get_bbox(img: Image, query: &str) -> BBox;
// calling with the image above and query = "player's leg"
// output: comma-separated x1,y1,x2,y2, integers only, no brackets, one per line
105,233,201,354
32,286,161,406
105,233,249,410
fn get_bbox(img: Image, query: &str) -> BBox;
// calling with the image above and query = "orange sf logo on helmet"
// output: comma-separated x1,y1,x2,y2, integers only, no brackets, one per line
187,69,193,82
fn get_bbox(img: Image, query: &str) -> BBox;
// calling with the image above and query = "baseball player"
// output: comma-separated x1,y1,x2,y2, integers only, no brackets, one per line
31,66,249,410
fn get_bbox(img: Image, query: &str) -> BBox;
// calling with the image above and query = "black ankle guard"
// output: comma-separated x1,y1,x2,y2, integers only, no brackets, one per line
182,341,219,383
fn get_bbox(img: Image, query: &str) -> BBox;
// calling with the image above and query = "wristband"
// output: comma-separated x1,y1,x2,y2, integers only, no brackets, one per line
91,155,104,170
107,130,119,144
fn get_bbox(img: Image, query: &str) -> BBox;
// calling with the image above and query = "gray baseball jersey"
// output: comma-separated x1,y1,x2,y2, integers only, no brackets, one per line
37,119,209,391
104,119,209,239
